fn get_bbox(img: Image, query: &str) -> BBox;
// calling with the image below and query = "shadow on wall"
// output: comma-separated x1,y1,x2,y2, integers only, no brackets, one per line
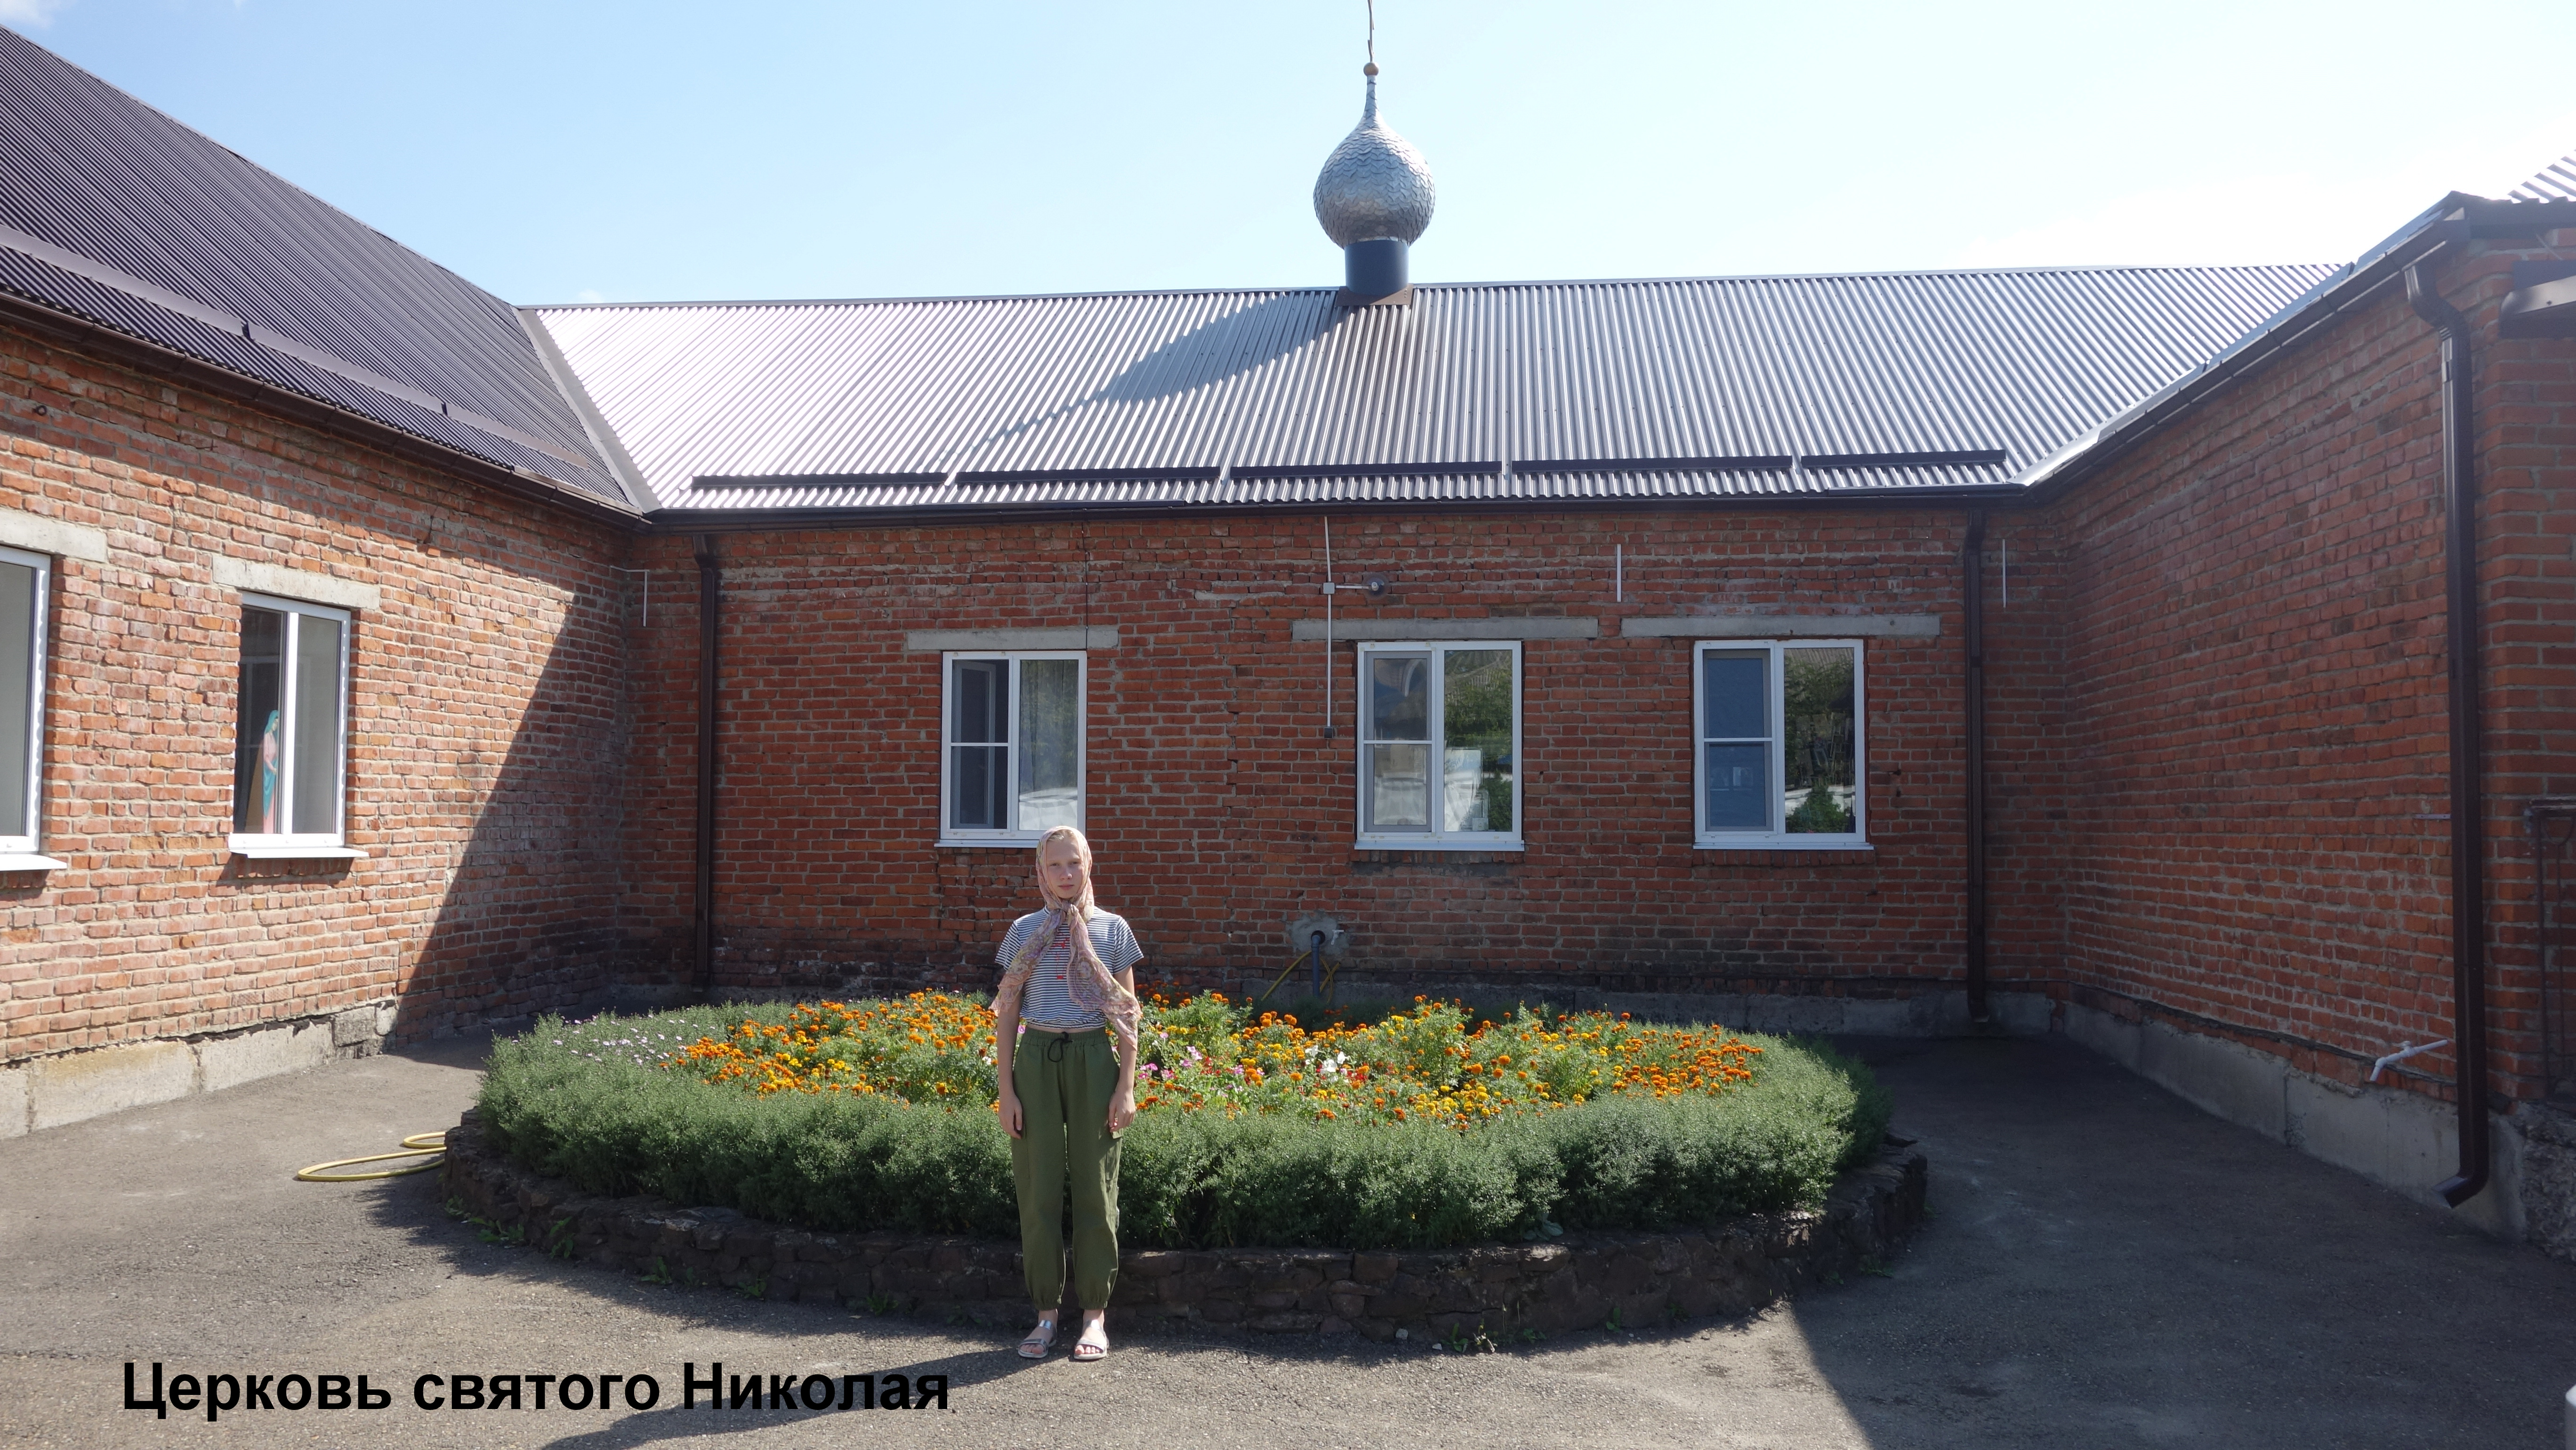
391,555,630,1041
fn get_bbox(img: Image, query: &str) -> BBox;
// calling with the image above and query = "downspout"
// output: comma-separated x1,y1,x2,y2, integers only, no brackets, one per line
693,535,722,1001
2405,264,2490,1206
1963,512,1990,1024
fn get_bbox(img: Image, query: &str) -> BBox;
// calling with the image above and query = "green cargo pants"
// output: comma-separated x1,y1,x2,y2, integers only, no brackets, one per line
1010,1028,1123,1312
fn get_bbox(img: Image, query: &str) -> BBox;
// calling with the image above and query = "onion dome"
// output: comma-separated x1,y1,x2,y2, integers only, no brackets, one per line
1312,66,1436,248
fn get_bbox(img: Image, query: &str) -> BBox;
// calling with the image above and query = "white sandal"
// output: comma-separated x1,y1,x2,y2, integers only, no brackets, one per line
1016,1314,1057,1359
1071,1315,1109,1362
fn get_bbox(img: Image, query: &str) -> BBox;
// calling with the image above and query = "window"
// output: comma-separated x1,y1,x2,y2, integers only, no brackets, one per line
231,594,350,851
1695,639,1865,847
941,652,1085,843
1354,640,1520,849
0,545,48,859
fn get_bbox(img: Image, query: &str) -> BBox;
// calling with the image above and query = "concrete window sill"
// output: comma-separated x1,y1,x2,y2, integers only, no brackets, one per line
1696,840,1875,853
0,852,65,870
228,842,367,861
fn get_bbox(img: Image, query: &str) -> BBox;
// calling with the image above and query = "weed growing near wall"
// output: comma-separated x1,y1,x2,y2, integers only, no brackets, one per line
478,995,1891,1250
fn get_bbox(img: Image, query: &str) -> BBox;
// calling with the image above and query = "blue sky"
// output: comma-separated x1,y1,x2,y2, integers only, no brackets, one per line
10,0,2572,305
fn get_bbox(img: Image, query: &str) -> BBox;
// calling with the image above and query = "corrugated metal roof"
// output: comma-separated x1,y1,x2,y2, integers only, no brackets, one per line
0,29,635,506
2510,149,2576,203
538,265,2333,514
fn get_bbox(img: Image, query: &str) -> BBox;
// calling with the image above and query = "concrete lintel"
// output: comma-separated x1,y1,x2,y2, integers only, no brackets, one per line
212,556,381,611
1619,614,1941,639
905,626,1119,652
0,506,107,563
1289,617,1599,642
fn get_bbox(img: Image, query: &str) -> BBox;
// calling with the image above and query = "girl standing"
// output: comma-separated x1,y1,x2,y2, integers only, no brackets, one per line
992,826,1143,1361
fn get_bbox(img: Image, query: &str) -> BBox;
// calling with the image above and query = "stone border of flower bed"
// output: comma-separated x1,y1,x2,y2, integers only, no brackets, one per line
439,1109,1928,1340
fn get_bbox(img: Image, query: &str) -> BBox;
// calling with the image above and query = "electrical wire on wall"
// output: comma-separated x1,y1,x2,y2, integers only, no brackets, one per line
1322,516,1336,738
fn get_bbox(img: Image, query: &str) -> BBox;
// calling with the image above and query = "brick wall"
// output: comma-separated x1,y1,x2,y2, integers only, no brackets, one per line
2043,233,2576,1104
614,508,2051,1005
0,316,635,1063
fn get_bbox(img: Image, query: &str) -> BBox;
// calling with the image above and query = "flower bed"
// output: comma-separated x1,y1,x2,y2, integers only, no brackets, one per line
476,992,1891,1252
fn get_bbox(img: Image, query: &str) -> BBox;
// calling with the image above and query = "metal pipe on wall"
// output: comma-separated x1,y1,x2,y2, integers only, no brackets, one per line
2404,263,2491,1207
1963,511,1990,1024
693,534,722,1001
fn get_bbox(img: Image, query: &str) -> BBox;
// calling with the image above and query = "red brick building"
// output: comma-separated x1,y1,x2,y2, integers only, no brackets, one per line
0,31,2565,1252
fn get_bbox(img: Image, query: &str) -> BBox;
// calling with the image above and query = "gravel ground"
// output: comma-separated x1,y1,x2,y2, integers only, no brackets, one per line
2,1030,2570,1449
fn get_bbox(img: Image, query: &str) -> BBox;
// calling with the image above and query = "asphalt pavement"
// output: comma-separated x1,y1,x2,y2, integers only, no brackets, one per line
2,1031,2570,1449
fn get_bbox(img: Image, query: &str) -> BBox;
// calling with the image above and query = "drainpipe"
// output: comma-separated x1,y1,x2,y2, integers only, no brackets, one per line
693,535,721,1001
1963,511,1990,1024
2405,263,2489,1207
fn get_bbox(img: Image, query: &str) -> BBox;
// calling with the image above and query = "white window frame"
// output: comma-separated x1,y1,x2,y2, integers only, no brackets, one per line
937,650,1087,846
0,544,53,865
1693,638,1869,851
1352,639,1523,852
228,591,357,858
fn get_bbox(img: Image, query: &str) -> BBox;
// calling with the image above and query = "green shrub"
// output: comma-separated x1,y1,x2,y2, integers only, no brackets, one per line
475,1005,1892,1251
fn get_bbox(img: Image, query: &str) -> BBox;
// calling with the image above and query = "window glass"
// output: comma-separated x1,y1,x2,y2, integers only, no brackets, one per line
1017,658,1080,831
1442,649,1513,832
1368,655,1428,741
290,613,343,835
1701,649,1769,832
1697,641,1863,843
0,558,34,838
949,658,1008,830
231,598,352,842
1357,643,1518,844
233,606,286,834
942,652,1082,839
1782,648,1856,834
1363,653,1430,831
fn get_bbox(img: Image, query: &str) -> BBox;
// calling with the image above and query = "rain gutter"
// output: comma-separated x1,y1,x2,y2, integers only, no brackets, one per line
693,534,722,1000
2404,263,2491,1208
1962,512,1989,1023
640,483,2034,534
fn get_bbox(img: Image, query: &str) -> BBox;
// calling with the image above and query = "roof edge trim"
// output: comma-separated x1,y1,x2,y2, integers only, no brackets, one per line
0,288,644,530
517,308,652,511
2013,199,2500,501
529,262,2340,317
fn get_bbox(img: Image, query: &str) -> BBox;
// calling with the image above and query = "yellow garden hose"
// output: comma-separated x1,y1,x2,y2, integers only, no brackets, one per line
295,1131,446,1182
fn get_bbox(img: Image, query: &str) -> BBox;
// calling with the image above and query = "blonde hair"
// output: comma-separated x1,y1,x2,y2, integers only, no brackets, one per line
1008,826,1141,1044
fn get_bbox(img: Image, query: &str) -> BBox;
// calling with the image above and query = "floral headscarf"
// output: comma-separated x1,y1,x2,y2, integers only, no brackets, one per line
1005,826,1141,1051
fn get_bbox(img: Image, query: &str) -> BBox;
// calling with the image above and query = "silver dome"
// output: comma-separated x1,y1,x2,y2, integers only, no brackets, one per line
1312,74,1435,248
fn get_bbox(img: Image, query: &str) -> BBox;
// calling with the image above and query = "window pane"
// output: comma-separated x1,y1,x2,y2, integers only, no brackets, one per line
1017,658,1080,831
1704,742,1769,831
1701,650,1767,739
290,613,343,835
1366,743,1428,830
1783,647,1857,834
951,658,1007,744
951,745,1007,829
1442,649,1513,832
233,607,285,833
0,561,32,836
1367,655,1428,741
